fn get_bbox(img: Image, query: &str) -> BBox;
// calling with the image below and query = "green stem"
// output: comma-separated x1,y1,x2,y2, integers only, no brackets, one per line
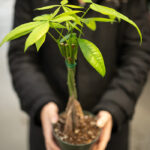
48,32,57,43
59,42,78,99
67,66,77,99
59,28,64,40
55,27,70,44
55,27,65,39
65,45,77,99
81,6,91,19
79,6,91,38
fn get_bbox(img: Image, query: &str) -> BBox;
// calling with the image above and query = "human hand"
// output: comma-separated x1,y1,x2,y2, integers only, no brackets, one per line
78,0,85,6
40,102,60,150
91,111,113,150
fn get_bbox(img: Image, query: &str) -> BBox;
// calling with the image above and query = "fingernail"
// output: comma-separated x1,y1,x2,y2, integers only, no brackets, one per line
51,117,58,124
97,120,102,128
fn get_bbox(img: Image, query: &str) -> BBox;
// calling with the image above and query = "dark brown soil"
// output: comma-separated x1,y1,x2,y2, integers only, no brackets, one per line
53,113,101,145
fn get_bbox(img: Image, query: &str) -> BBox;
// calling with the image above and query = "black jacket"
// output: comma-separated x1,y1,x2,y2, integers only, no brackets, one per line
8,0,150,149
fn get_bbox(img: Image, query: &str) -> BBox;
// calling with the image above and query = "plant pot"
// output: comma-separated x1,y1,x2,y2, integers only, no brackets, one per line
53,111,101,150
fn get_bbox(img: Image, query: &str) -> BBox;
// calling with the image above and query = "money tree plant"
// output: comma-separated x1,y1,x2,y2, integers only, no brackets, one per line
0,0,142,137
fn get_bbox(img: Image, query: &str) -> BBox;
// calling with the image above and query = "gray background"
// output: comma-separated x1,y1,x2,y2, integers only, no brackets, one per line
0,0,150,150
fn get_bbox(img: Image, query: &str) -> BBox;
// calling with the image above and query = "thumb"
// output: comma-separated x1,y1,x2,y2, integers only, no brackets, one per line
51,113,59,124
48,102,59,124
96,111,108,128
50,108,59,124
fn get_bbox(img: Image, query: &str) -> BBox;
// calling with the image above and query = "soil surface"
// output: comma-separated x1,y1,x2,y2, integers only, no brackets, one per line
53,114,101,145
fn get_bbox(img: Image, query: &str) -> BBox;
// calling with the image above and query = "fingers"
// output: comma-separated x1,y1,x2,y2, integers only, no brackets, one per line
97,112,109,128
94,111,113,150
49,106,59,124
44,123,60,150
42,102,59,123
41,102,60,150
45,137,60,150
91,143,98,150
97,121,112,150
78,0,85,5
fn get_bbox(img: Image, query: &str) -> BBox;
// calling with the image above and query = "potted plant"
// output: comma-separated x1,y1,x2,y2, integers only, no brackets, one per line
0,0,142,149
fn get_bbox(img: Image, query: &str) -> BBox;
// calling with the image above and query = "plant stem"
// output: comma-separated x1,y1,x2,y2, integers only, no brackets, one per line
48,32,57,43
81,6,91,19
59,40,78,99
67,66,77,99
65,45,78,99
79,6,91,38
55,27,65,39
59,28,64,40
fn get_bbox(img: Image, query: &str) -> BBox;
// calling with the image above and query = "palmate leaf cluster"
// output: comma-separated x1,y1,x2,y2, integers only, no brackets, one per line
0,0,142,77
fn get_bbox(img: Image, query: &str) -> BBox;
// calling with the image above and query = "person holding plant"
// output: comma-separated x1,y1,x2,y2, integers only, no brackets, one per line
3,0,150,150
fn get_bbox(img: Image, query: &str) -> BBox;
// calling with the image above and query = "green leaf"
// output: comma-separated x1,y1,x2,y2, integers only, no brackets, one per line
90,3,142,43
60,33,71,43
33,14,52,21
34,7,60,22
61,0,68,5
35,5,59,11
69,22,83,33
73,15,83,27
66,21,70,30
63,6,83,26
90,3,119,17
82,18,96,31
52,16,76,23
52,9,82,24
25,22,50,52
51,7,61,18
0,22,43,47
50,23,65,28
63,6,72,12
82,0,92,3
35,34,46,51
87,17,115,22
66,4,84,9
54,10,83,19
69,33,78,45
78,38,106,77
82,17,115,31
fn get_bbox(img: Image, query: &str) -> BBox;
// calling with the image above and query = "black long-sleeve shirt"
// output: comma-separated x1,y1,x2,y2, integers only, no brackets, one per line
8,0,150,133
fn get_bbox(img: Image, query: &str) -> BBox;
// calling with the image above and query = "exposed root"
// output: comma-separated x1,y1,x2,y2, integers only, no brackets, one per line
64,96,85,134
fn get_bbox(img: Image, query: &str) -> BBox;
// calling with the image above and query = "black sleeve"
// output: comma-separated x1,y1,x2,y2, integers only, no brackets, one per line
93,0,150,131
8,0,62,125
